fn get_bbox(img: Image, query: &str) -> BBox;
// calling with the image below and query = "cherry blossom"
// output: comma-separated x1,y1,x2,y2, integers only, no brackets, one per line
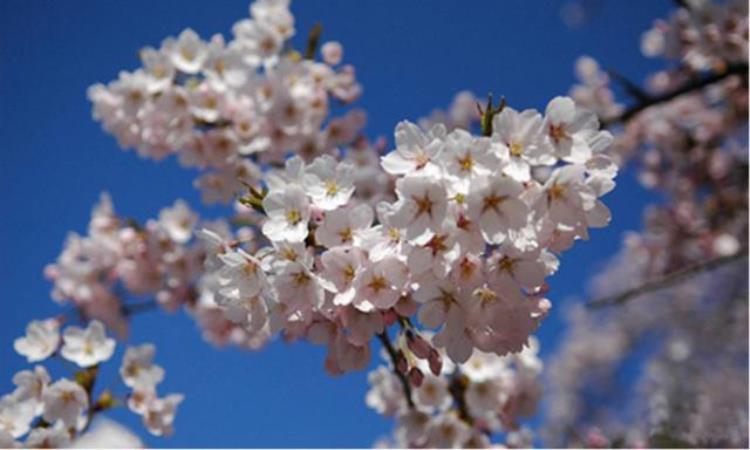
142,394,184,437
13,319,60,363
492,106,553,181
42,379,88,429
0,396,34,439
120,344,166,389
61,320,116,368
261,185,311,243
3,0,654,446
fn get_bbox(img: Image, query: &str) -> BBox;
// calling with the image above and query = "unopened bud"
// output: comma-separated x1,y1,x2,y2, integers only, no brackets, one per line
406,332,432,359
428,348,442,376
395,350,409,375
408,367,424,387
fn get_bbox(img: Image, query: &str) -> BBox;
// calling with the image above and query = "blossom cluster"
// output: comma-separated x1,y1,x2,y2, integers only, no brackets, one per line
204,94,617,376
45,194,205,336
545,0,748,446
367,335,543,448
26,0,627,446
545,237,747,448
569,0,748,274
43,192,277,351
2,319,181,447
640,0,748,71
88,0,364,204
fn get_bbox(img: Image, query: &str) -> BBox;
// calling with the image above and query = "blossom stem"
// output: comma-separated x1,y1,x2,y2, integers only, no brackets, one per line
586,248,748,308
447,373,473,425
376,331,415,408
121,299,159,317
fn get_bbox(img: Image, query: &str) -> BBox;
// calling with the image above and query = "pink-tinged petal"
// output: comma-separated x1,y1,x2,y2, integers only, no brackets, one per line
418,301,447,329
545,96,575,125
513,259,547,289
586,200,611,228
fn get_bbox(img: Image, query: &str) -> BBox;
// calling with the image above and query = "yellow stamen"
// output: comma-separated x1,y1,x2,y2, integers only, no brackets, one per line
286,209,301,225
367,275,388,294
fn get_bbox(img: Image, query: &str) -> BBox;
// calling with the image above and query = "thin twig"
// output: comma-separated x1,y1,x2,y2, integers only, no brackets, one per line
587,248,748,308
603,63,748,127
121,299,159,317
607,69,650,102
376,331,415,408
448,373,473,425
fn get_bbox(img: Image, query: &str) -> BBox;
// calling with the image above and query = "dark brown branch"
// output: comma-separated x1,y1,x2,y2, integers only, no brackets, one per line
121,299,159,317
376,331,415,408
607,69,650,102
587,248,748,308
671,0,690,10
448,374,473,425
603,63,748,126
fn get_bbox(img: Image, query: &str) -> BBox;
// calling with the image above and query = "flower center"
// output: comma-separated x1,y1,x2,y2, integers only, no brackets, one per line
425,234,448,256
413,194,434,216
457,153,473,172
367,275,388,294
343,264,356,282
549,123,568,142
180,47,195,62
325,180,339,196
497,256,515,273
292,271,310,286
338,227,353,243
481,193,505,214
548,183,566,200
509,141,524,157
286,209,302,225
414,152,430,169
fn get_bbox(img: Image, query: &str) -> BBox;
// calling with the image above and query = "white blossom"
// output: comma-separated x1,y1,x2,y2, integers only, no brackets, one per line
61,320,116,368
42,379,88,429
120,344,165,390
14,319,60,363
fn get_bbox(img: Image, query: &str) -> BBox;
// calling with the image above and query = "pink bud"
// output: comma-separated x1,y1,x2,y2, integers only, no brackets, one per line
395,351,408,375
310,207,325,224
428,348,442,376
406,332,432,359
408,367,424,387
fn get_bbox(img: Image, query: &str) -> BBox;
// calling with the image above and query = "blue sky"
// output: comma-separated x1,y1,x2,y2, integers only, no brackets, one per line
0,0,671,446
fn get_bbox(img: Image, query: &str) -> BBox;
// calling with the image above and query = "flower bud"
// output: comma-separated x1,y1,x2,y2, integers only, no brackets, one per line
408,367,424,388
428,348,442,376
395,350,408,375
406,332,431,359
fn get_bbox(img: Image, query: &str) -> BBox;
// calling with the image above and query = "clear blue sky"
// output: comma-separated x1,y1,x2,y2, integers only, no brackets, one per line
0,0,671,446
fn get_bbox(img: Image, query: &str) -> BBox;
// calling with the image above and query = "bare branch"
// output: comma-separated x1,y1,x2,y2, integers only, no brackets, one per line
603,63,748,127
121,299,159,317
587,248,748,308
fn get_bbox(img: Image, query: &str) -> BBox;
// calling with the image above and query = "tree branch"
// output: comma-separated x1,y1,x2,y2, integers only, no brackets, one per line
587,248,748,308
603,63,748,127
448,373,473,425
376,331,415,408
121,299,159,317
